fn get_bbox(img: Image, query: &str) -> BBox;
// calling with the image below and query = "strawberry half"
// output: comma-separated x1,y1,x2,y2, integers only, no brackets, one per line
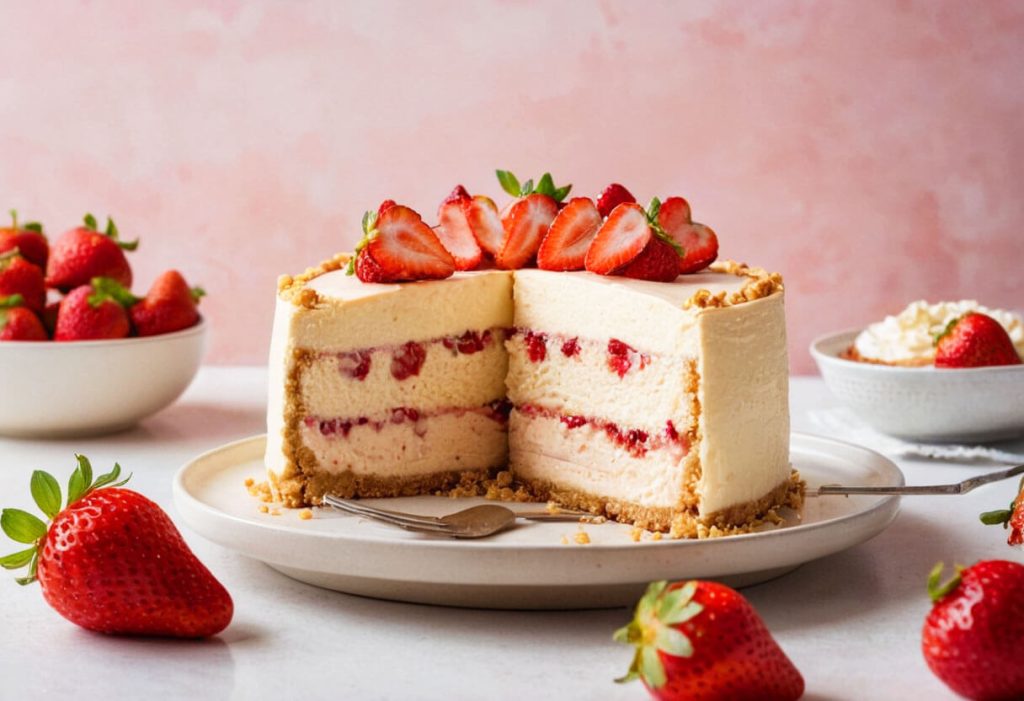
0,456,233,637
934,312,1022,368
0,295,47,341
616,580,804,701
54,277,137,341
596,183,636,218
347,203,455,283
657,196,719,274
0,250,46,313
46,214,138,292
435,185,484,270
537,197,601,271
463,195,504,257
495,194,558,270
0,210,49,269
584,203,653,274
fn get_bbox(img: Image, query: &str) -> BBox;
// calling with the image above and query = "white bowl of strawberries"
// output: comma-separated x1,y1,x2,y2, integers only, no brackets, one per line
0,212,207,437
811,304,1024,443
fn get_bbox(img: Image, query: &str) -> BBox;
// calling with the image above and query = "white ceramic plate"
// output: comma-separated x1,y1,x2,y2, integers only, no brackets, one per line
173,433,902,610
811,328,1024,443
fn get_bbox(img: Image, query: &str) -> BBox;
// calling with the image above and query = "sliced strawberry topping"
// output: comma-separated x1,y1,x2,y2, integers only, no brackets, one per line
436,186,483,271
584,203,651,275
657,196,719,274
463,195,504,256
596,183,636,219
619,236,680,282
495,194,558,270
354,248,386,283
537,197,602,271
361,205,455,283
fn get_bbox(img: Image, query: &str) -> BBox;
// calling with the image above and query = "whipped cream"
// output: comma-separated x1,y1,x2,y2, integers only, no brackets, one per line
854,300,1024,364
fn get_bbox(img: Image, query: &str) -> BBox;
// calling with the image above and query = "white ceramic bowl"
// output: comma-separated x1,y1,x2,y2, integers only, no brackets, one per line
810,328,1024,443
0,319,207,438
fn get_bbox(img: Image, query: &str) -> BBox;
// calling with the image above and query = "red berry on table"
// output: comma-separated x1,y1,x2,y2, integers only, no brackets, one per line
934,312,1022,369
615,580,804,701
54,278,137,341
493,169,570,270
463,195,504,257
537,197,602,271
922,560,1024,700
45,213,138,292
596,183,636,219
0,209,49,269
346,203,455,283
0,250,46,313
585,202,652,275
657,196,719,274
980,476,1024,546
0,295,47,341
435,185,484,271
0,456,233,637
129,270,205,337
620,236,681,282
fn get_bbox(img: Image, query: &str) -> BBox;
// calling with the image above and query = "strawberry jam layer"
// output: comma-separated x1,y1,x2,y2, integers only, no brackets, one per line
328,328,504,382
514,403,687,458
304,400,511,439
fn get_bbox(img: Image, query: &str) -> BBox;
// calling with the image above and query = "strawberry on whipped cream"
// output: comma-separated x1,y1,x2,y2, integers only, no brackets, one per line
853,300,1024,365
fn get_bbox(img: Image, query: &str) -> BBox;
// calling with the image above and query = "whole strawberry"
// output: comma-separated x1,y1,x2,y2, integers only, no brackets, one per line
0,209,49,269
0,249,46,313
980,475,1024,546
0,456,232,637
615,580,804,701
46,213,138,292
922,561,1024,700
130,270,205,337
54,277,137,341
935,313,1022,368
0,294,47,341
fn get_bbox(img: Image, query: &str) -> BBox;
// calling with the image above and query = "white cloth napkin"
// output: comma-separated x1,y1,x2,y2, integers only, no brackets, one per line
807,407,1024,463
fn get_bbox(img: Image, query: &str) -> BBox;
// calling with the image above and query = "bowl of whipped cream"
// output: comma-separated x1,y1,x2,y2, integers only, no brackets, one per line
810,300,1024,443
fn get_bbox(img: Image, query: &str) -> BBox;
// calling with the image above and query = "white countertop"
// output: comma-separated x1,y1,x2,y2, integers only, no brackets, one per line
0,368,1018,700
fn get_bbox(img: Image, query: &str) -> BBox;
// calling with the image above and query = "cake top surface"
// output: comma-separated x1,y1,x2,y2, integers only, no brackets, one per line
853,299,1024,364
279,255,782,312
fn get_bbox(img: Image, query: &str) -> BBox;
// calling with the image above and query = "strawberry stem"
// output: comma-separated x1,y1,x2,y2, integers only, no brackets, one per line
927,562,964,603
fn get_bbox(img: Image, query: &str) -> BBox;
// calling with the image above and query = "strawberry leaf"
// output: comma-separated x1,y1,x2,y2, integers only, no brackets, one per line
0,509,47,544
7,209,16,228
91,462,130,491
83,213,98,231
519,179,534,197
552,184,572,202
0,294,24,310
15,552,38,586
76,454,93,488
495,170,521,198
980,508,1012,527
23,222,43,234
0,547,35,570
640,645,667,688
30,471,61,519
190,287,206,304
646,198,684,257
655,625,693,658
67,464,87,506
88,277,140,309
927,561,965,603
535,173,556,197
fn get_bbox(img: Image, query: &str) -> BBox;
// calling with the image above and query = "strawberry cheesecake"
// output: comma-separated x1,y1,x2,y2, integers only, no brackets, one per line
266,172,801,537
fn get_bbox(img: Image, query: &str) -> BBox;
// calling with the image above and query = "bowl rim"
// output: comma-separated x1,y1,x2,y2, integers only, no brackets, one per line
0,316,207,349
809,327,1024,376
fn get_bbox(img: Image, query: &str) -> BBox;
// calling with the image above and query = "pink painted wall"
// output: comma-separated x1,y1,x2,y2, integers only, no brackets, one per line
1,1,1022,373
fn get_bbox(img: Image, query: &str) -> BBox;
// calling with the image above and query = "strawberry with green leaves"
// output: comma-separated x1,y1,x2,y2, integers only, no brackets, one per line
934,312,1022,369
1,456,233,637
130,270,205,337
615,580,804,701
0,249,46,313
46,213,138,292
922,561,1024,700
0,209,49,269
493,170,571,269
54,277,136,340
980,475,1024,546
0,294,47,341
347,201,455,283
586,198,684,281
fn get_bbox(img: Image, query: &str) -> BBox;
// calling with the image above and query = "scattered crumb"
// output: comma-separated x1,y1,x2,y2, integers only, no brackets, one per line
270,509,281,517
584,515,607,524
298,508,314,521
651,532,662,541
630,527,643,543
257,504,269,514
574,530,591,545
244,477,255,488
246,479,274,503
560,535,569,545
546,501,561,514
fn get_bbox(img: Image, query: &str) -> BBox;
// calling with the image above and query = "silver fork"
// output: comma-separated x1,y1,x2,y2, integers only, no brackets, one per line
814,463,1024,496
